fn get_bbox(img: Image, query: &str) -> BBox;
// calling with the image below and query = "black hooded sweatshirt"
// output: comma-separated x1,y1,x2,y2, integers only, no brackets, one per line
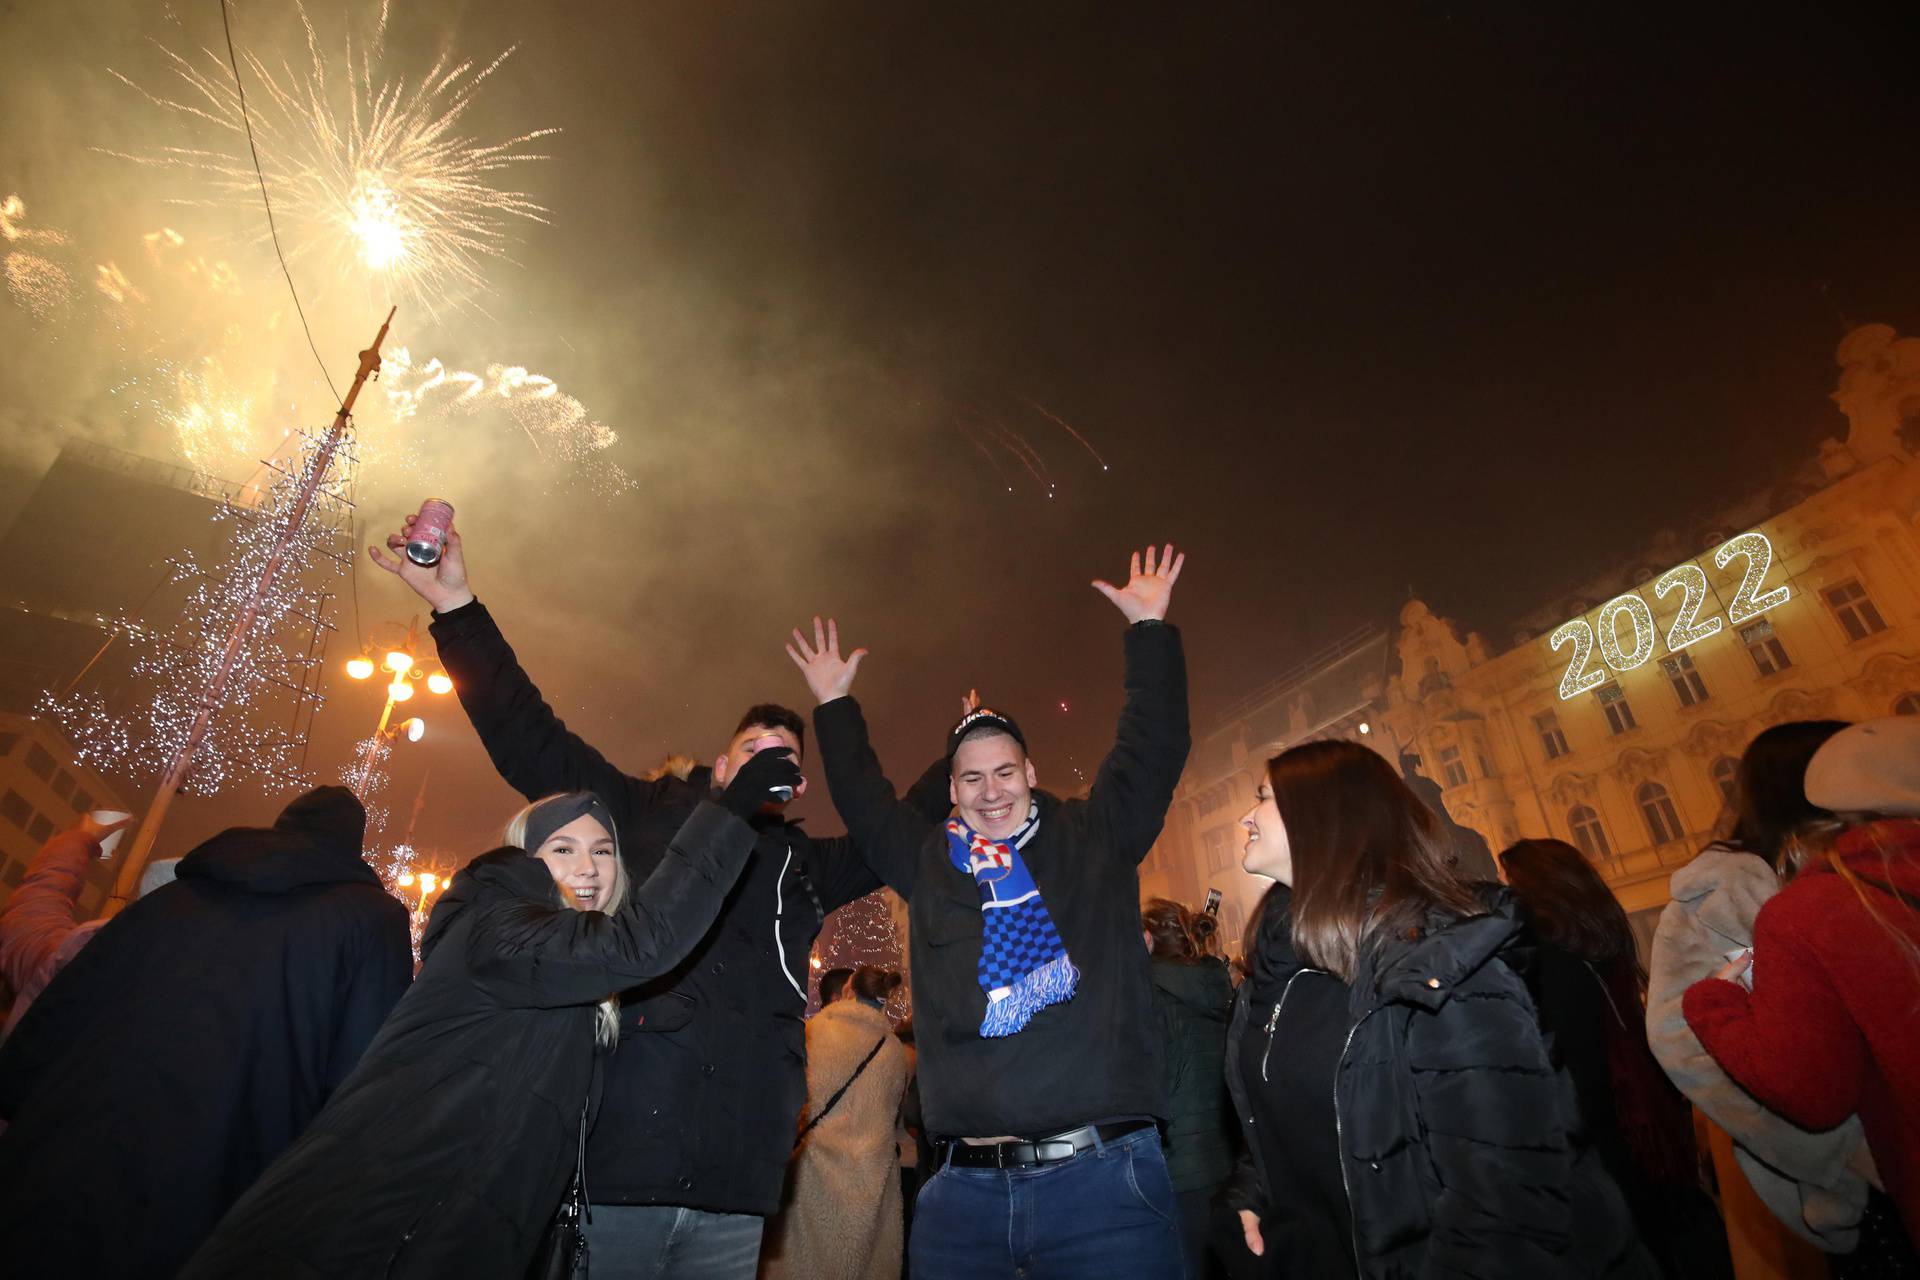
183,798,757,1280
0,786,412,1280
426,599,950,1215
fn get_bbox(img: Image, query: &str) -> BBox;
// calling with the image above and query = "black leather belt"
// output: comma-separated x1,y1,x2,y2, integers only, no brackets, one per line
937,1120,1154,1169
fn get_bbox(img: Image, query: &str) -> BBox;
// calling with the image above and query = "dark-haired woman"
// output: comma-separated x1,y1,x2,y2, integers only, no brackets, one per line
181,753,795,1278
1647,720,1875,1267
1223,739,1650,1279
764,964,911,1280
1501,839,1729,1279
1143,898,1237,1279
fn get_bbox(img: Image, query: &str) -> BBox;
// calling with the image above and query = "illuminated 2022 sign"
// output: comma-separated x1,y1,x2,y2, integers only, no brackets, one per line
1549,531,1792,700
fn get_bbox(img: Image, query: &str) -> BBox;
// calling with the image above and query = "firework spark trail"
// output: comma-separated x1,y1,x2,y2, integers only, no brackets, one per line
105,3,555,312
956,421,1015,493
972,411,1055,496
1019,395,1109,472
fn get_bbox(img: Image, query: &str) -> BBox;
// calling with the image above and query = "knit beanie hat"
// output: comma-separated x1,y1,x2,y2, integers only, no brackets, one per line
1804,716,1920,817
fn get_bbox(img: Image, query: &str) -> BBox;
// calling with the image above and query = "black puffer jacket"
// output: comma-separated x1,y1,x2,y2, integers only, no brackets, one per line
429,600,946,1215
1149,956,1236,1192
183,801,756,1279
1335,893,1655,1279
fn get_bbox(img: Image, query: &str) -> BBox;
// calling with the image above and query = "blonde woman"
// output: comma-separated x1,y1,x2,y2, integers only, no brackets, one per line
182,750,796,1279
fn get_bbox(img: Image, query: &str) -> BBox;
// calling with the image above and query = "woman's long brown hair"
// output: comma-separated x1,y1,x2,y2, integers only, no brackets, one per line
1142,897,1199,960
1498,838,1645,988
1271,739,1482,981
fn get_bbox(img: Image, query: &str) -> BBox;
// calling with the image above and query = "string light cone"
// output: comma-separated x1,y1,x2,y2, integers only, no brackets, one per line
97,307,397,913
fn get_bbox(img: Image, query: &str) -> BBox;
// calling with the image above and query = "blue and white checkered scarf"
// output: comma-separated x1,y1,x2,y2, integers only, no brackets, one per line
945,802,1078,1036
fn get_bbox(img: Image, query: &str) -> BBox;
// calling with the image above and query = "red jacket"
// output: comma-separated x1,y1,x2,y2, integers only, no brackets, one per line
0,828,106,1040
1684,818,1920,1245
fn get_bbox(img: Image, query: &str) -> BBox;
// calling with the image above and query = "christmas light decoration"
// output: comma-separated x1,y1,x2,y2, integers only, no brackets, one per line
1550,529,1795,700
1595,592,1656,672
809,889,911,1021
1549,620,1606,700
41,423,355,798
1653,563,1723,652
1715,531,1792,625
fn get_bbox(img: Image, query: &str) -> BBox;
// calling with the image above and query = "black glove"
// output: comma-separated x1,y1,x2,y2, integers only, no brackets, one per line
719,747,802,820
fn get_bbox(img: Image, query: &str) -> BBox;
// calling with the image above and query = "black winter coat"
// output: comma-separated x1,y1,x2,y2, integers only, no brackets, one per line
183,800,756,1279
0,791,412,1280
1223,886,1357,1278
1149,956,1237,1192
427,600,945,1216
814,621,1189,1138
1333,894,1653,1279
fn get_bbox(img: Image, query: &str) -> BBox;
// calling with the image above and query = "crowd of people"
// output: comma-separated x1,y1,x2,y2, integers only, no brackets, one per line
0,511,1915,1279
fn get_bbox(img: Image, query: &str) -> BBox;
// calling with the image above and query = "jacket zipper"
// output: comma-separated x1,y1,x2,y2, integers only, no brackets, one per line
1260,968,1325,1082
1332,1011,1371,1278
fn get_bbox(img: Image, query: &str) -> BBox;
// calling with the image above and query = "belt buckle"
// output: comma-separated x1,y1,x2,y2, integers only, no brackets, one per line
1034,1140,1076,1163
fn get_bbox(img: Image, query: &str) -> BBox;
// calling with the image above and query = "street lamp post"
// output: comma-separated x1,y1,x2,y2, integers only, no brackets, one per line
345,616,451,799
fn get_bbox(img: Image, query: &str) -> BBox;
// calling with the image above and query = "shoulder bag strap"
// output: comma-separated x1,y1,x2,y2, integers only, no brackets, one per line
795,1036,889,1146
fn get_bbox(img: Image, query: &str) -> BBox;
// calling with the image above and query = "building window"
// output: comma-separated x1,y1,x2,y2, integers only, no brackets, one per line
27,813,54,843
1823,579,1887,642
1221,900,1244,951
72,789,93,814
3,861,24,887
1196,785,1231,818
1438,745,1468,788
51,771,75,801
1568,805,1612,860
1204,827,1234,873
1,790,31,828
0,731,18,757
1534,711,1569,760
1661,652,1710,707
1710,757,1739,805
25,743,55,782
1739,620,1791,676
1596,684,1637,734
1637,782,1685,845
1477,752,1494,778
1895,692,1920,716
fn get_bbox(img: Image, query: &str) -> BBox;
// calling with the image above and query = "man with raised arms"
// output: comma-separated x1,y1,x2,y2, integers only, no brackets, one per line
370,512,943,1280
788,545,1191,1278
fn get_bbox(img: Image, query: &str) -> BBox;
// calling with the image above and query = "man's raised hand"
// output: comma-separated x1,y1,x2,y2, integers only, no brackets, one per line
786,616,867,705
368,512,475,613
1092,543,1185,624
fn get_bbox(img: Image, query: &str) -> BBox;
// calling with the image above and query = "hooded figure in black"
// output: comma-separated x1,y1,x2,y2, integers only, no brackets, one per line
183,756,787,1280
0,786,413,1280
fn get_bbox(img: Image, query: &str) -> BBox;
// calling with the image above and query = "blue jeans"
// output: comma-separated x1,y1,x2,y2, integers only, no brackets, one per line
581,1204,763,1280
909,1127,1185,1279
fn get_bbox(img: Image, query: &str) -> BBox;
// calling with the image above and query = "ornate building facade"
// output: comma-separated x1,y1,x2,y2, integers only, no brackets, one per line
1142,323,1920,956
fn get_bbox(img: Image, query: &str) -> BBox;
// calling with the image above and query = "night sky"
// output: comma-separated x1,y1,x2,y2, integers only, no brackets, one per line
2,2,1916,859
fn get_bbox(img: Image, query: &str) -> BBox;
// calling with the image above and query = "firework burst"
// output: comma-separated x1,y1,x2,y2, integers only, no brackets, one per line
383,346,636,495
107,3,555,312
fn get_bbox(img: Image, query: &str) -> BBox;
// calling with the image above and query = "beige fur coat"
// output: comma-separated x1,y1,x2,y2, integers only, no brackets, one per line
761,999,908,1280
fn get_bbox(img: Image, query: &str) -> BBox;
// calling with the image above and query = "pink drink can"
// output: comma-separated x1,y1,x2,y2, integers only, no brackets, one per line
406,498,455,567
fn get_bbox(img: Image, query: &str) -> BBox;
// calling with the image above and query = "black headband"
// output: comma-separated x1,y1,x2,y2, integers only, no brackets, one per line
522,793,616,855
